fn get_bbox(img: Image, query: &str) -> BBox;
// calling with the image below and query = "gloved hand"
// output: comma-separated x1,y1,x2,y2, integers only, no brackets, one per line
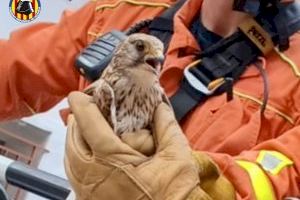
192,151,236,200
64,91,235,200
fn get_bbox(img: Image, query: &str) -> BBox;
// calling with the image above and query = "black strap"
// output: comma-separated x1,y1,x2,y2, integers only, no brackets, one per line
148,0,186,51
170,79,207,121
168,1,300,121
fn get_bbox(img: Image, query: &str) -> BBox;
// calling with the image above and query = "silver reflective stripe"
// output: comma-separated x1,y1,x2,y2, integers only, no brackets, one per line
260,153,283,172
256,150,293,175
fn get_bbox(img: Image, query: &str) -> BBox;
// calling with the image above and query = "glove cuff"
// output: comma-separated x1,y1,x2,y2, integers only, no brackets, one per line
186,187,213,200
190,151,236,200
191,151,220,180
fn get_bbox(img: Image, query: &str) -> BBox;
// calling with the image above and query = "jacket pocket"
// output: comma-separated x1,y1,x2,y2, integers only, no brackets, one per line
184,95,262,156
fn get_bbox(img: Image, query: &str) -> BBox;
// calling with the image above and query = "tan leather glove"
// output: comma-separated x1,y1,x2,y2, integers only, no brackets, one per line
65,91,205,200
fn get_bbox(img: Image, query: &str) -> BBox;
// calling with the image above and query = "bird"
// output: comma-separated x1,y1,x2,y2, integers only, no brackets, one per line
85,33,170,136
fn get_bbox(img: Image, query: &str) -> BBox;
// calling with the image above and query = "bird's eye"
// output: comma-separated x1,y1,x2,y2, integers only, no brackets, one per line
135,40,145,52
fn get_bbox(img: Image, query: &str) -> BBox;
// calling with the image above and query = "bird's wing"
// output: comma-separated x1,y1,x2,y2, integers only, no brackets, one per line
83,79,101,95
83,64,113,95
94,79,118,132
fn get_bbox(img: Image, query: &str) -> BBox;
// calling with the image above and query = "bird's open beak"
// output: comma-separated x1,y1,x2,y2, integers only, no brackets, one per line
145,54,165,72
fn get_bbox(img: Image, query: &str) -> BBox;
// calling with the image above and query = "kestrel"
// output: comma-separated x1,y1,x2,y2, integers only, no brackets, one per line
86,33,170,135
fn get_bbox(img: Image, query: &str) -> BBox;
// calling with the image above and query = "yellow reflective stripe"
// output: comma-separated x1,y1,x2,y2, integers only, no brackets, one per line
87,31,98,37
96,0,170,11
186,59,226,92
274,48,300,78
185,60,294,124
185,59,294,124
186,59,201,68
256,150,293,175
237,160,276,200
87,31,103,38
233,90,294,125
184,59,295,125
23,101,36,115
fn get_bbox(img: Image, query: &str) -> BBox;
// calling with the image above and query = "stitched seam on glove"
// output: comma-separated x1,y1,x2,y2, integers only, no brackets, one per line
120,165,154,200
66,156,114,187
70,121,94,162
83,155,153,199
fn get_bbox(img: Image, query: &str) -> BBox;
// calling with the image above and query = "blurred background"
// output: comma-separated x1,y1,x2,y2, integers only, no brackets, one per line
0,0,88,199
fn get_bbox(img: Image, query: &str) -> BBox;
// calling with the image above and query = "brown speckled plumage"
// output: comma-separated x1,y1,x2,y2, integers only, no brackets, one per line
88,33,169,135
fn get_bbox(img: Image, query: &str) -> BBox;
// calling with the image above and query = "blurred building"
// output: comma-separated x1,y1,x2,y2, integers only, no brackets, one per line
0,120,50,199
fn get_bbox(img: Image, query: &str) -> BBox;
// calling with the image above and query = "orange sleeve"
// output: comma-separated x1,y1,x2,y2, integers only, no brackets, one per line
210,127,300,199
0,2,96,121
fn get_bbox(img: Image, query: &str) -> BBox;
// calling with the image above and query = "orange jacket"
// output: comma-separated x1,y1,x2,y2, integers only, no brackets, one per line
1,0,299,199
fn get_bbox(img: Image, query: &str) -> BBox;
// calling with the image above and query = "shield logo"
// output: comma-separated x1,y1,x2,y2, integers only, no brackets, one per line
9,0,41,22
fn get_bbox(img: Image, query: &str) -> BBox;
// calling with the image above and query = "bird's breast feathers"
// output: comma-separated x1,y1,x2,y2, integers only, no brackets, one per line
112,79,163,134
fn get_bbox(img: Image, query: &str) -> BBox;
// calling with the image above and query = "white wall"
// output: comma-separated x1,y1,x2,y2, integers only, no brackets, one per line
0,0,88,199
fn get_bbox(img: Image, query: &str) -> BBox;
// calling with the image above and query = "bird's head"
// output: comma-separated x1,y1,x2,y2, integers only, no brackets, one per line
113,33,165,74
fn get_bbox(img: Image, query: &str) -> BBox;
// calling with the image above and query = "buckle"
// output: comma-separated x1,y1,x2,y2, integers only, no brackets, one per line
183,60,213,95
183,60,225,95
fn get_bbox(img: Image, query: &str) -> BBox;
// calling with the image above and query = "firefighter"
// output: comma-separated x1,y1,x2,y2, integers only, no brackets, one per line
0,0,299,199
